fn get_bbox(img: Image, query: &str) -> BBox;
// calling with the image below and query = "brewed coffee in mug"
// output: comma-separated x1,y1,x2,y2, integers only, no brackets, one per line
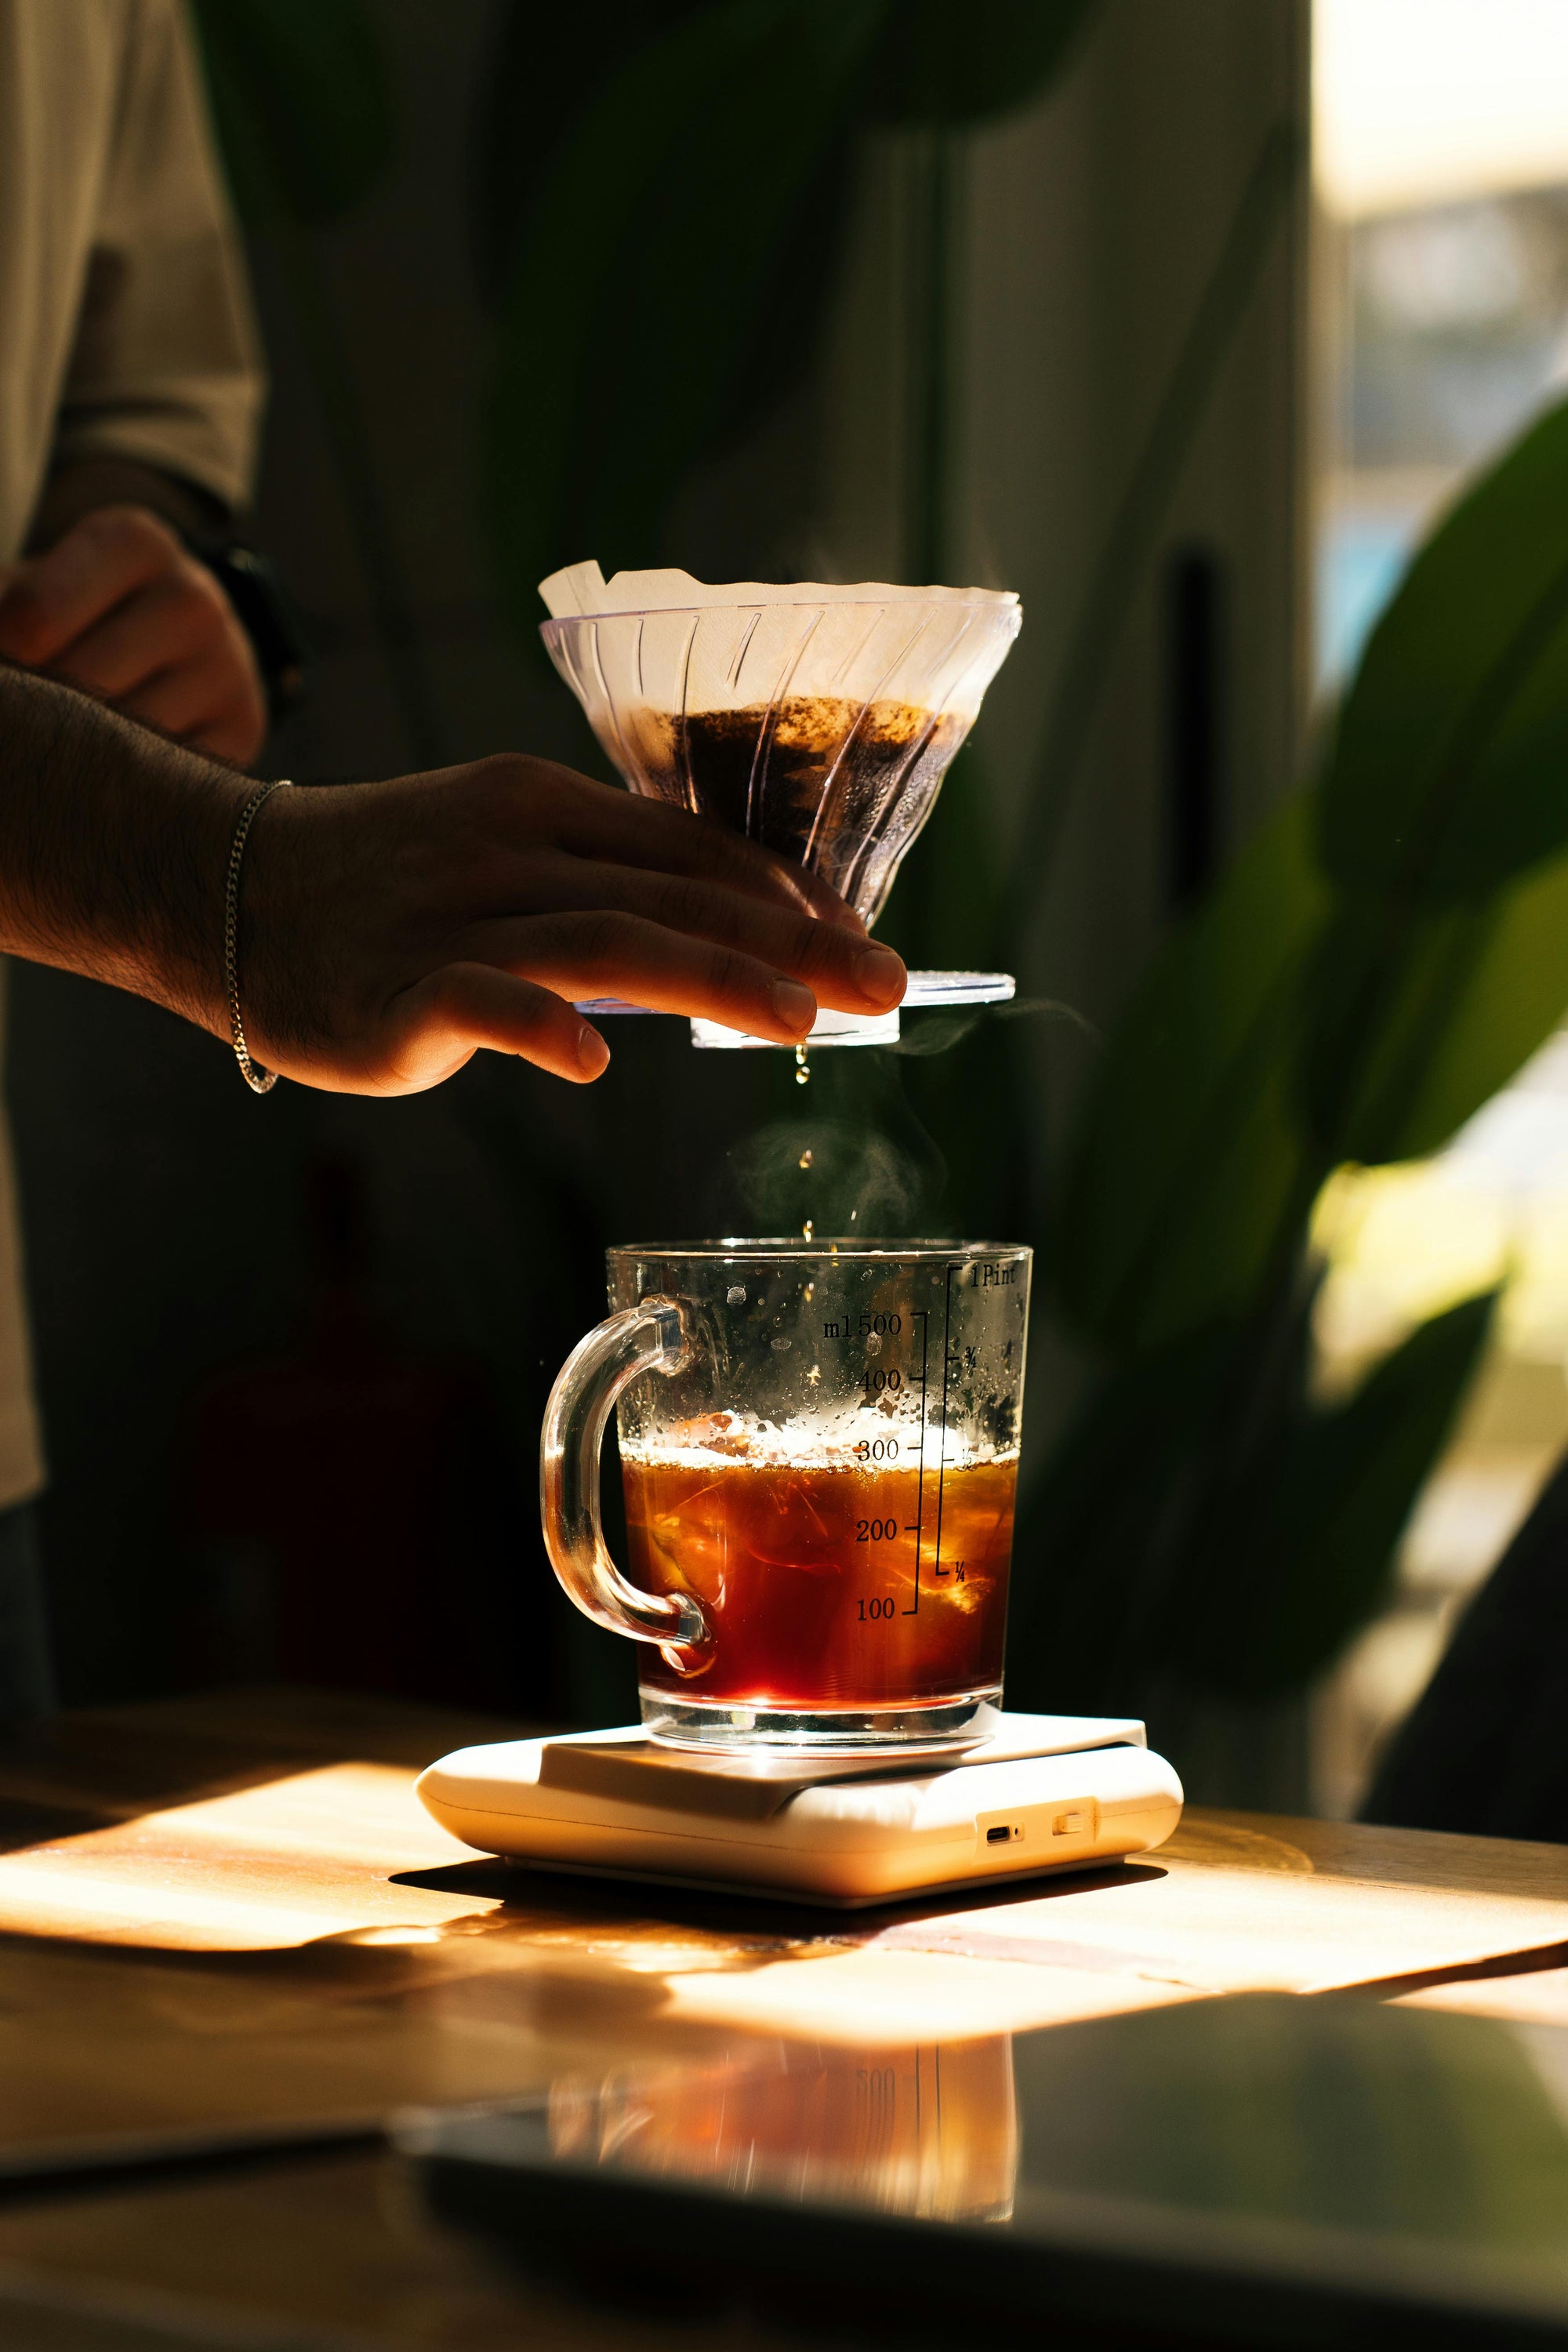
541,1240,1030,1750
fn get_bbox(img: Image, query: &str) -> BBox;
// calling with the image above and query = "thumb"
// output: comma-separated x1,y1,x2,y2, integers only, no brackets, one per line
374,963,611,1093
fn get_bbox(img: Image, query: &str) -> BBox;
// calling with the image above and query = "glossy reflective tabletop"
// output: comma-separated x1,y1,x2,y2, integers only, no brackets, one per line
0,1690,1564,2347
415,1992,1568,2347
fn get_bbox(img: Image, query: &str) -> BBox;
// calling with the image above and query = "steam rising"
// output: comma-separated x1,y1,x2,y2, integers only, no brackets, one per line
711,998,1091,1242
723,1114,944,1239
887,996,1096,1058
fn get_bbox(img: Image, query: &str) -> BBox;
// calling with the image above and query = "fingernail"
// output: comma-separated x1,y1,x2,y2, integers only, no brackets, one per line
854,943,906,1004
576,1025,610,1076
771,978,816,1033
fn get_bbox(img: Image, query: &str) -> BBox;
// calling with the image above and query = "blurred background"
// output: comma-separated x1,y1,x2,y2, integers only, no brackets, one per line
16,0,1568,1820
1308,0,1568,1814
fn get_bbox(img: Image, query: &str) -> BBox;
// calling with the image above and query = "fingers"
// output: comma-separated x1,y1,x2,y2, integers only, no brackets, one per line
0,506,183,666
380,964,609,1089
108,612,267,757
49,568,227,696
0,506,267,764
57,578,267,761
536,765,867,932
459,860,906,1018
452,908,903,1043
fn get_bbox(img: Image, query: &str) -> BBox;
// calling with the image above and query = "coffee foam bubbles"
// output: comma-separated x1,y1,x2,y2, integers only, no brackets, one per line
619,1409,1015,1475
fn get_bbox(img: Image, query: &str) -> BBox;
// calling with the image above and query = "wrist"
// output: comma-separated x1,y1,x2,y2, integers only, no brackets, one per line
107,731,256,1043
196,546,309,724
236,778,367,1072
224,782,294,1091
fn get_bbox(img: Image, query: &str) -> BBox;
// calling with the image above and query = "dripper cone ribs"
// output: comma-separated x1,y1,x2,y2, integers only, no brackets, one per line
539,562,1020,925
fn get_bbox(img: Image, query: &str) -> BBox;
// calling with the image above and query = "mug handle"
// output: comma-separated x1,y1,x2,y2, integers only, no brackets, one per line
540,1296,712,1674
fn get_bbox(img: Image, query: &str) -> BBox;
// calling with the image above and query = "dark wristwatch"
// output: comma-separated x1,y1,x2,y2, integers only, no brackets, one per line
198,543,310,723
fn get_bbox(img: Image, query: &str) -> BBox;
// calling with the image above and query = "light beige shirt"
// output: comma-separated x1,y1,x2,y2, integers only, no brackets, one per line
0,0,263,1504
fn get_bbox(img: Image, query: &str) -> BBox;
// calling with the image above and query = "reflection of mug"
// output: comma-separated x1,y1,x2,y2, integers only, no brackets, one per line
541,1241,1030,1749
549,2035,1018,2223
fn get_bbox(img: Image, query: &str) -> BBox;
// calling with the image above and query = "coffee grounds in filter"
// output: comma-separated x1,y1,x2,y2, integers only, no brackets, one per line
630,696,958,915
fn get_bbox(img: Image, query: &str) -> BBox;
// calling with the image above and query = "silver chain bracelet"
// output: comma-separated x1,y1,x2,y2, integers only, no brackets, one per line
224,777,291,1094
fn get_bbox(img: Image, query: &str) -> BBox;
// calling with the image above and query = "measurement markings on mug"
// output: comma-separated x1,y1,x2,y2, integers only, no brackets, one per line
931,1265,957,1587
905,1305,931,1617
820,1293,947,1618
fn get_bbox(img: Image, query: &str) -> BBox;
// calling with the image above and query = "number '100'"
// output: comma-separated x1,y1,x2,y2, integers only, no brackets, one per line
858,1597,895,1621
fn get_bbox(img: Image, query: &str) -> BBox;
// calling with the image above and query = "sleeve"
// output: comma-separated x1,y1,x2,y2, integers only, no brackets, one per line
47,0,266,515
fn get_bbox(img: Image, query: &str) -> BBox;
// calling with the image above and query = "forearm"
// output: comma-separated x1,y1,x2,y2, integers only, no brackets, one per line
0,657,249,1034
0,670,902,1102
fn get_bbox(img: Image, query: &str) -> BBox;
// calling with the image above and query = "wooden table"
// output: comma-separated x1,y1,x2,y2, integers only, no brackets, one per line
0,1688,1565,2347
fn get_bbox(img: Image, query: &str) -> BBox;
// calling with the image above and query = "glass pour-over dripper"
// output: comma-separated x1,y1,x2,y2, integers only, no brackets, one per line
539,562,1021,1047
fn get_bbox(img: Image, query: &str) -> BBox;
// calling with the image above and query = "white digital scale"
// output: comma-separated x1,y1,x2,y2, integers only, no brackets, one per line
418,1711,1183,1907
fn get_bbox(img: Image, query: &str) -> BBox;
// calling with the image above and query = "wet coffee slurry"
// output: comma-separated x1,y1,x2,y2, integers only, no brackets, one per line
632,697,955,918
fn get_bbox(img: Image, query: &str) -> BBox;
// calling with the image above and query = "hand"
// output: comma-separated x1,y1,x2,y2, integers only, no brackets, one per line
0,505,266,766
243,757,907,1093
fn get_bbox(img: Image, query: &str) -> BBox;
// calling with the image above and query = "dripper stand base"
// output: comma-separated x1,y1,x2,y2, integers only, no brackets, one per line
575,970,1015,1051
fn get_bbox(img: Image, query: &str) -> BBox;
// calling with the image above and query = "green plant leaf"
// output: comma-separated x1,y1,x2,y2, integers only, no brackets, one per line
468,4,700,305
188,0,393,229
1170,1291,1497,1698
1320,396,1568,906
1047,792,1329,1353
1304,845,1568,1165
481,0,1104,633
1011,1287,1494,1708
862,0,1100,127
1005,1320,1244,1713
485,0,884,626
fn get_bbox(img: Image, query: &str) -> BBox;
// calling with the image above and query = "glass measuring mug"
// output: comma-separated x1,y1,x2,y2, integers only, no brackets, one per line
541,1242,1031,1749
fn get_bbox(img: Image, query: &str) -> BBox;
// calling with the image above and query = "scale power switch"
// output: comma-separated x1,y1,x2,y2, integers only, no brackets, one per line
977,1796,1101,1849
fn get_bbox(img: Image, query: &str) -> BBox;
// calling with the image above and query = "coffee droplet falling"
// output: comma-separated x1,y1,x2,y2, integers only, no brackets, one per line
795,1045,811,1087
803,1218,815,1242
798,1149,812,1170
